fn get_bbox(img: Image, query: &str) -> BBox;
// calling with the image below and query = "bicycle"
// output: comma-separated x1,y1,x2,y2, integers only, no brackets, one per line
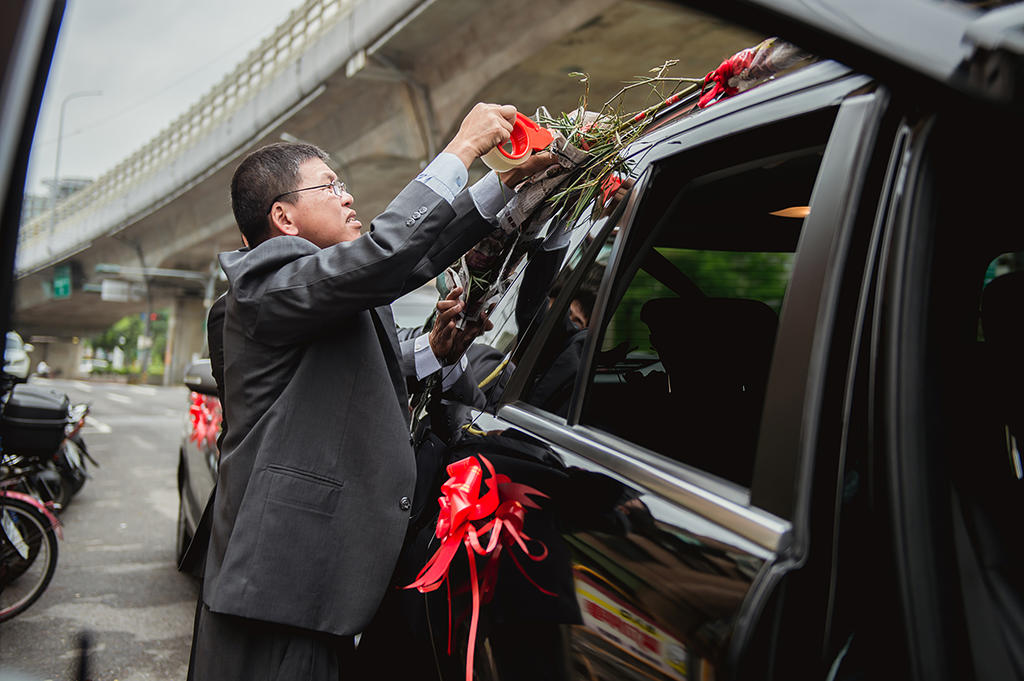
0,487,61,622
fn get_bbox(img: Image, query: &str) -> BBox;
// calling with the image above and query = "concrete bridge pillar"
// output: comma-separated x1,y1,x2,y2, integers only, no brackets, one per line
164,296,207,387
27,338,83,380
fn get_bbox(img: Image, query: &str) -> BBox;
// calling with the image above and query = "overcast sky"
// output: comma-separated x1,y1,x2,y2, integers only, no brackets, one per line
25,0,308,196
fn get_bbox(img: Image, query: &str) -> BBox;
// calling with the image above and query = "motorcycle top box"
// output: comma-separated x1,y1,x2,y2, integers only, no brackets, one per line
1,384,69,460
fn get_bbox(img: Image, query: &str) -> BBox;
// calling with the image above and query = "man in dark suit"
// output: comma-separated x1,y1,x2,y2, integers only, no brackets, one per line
187,102,554,680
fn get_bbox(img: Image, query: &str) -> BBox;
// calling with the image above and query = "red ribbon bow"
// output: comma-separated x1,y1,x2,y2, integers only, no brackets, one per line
405,455,552,681
699,46,757,109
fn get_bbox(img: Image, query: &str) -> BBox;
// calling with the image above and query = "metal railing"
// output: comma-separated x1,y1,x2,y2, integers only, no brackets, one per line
17,0,351,274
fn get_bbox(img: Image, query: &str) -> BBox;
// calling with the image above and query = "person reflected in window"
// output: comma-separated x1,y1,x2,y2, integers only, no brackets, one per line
525,286,597,416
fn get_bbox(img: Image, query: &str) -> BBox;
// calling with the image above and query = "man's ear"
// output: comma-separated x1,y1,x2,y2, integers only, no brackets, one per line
268,202,300,237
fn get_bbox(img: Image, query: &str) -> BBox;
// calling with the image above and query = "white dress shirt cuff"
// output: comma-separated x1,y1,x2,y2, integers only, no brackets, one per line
413,333,442,379
469,171,510,222
415,153,468,205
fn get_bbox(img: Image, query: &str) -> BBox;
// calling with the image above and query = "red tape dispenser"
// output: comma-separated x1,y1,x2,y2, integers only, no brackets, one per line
481,112,554,172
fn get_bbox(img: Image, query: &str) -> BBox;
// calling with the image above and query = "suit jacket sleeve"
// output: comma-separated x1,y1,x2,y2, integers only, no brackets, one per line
221,180,492,346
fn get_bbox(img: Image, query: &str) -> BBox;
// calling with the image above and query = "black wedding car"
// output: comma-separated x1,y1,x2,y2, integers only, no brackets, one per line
383,2,1024,681
167,1,1024,680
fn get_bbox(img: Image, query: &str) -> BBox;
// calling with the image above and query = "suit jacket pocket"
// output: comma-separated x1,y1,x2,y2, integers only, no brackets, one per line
265,464,344,516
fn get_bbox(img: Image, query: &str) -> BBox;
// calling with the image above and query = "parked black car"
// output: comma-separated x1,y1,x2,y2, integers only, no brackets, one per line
175,359,220,566
388,2,1024,681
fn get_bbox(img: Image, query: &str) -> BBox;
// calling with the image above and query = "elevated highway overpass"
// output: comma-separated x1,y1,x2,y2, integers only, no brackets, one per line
13,0,757,383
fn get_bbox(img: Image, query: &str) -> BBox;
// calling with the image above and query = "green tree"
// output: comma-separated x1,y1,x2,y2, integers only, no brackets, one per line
90,307,170,371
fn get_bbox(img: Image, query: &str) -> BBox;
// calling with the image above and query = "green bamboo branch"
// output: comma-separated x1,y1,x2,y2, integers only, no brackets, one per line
533,61,709,225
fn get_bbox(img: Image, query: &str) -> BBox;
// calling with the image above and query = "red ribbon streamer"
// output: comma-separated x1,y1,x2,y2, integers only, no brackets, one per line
405,455,552,681
699,46,757,109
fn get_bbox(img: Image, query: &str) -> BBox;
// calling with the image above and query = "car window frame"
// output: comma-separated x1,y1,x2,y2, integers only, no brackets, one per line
494,64,872,420
0,0,64,338
494,76,883,556
570,108,849,491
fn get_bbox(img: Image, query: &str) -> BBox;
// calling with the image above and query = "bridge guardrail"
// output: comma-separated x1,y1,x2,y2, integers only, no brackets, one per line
18,0,351,275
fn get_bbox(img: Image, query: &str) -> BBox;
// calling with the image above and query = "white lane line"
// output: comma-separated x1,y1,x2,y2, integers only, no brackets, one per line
72,381,94,392
105,393,133,404
127,385,157,395
86,416,112,433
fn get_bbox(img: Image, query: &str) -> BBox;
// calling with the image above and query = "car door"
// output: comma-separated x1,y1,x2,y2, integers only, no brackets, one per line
664,4,1024,681
865,71,1024,681
403,62,901,680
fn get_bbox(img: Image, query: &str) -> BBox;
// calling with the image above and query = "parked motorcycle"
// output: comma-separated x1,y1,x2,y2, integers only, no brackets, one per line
0,375,94,510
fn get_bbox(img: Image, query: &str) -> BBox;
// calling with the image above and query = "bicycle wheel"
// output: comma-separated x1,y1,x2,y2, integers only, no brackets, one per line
0,495,58,622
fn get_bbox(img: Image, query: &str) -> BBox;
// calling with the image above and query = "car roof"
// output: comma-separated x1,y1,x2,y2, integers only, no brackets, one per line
673,0,1024,111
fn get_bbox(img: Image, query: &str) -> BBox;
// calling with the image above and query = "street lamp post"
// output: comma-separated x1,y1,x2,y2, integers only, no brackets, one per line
50,90,101,235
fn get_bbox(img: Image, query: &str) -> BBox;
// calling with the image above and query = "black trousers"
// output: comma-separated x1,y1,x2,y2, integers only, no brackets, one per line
187,598,355,681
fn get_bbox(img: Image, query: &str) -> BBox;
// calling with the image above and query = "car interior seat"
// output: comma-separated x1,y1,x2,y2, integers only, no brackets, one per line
636,295,778,485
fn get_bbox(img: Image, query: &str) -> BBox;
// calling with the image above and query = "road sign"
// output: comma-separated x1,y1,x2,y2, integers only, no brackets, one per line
100,279,144,303
53,264,71,299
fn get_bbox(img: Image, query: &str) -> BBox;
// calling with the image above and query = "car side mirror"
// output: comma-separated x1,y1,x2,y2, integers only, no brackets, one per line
183,359,218,397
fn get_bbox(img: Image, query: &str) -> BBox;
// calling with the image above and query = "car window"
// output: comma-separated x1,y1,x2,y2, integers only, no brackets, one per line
578,144,827,487
475,210,611,362
428,189,632,431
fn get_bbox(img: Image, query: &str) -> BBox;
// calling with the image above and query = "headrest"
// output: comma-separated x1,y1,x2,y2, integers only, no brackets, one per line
640,296,778,386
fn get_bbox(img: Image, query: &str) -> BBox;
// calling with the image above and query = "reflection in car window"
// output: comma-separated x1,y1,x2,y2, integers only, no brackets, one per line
519,239,613,418
477,211,613,358
431,201,626,437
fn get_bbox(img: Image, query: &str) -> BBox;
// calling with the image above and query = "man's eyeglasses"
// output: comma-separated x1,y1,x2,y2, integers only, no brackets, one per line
266,180,347,214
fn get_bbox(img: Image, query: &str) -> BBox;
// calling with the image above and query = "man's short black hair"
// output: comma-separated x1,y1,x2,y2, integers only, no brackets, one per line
572,287,597,323
230,142,330,246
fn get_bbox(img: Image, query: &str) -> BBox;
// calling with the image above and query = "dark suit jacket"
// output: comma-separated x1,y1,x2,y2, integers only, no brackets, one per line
200,178,492,636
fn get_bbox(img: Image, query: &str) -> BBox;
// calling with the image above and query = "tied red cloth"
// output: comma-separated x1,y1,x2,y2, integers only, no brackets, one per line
188,392,221,448
699,46,757,108
405,455,552,681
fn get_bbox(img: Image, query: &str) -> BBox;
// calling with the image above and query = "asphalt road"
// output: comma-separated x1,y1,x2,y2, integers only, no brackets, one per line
0,377,197,681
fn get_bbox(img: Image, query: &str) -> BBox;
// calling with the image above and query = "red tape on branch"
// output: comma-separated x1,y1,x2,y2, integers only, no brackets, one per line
699,46,757,108
405,454,552,681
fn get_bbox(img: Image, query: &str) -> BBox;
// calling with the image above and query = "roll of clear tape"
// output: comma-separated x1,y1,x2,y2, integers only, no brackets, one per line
480,112,552,173
481,146,531,172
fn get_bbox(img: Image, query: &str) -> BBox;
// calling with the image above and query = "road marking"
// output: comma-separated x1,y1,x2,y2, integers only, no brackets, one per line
128,385,158,395
72,381,93,392
83,542,146,552
105,392,133,404
86,416,112,433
